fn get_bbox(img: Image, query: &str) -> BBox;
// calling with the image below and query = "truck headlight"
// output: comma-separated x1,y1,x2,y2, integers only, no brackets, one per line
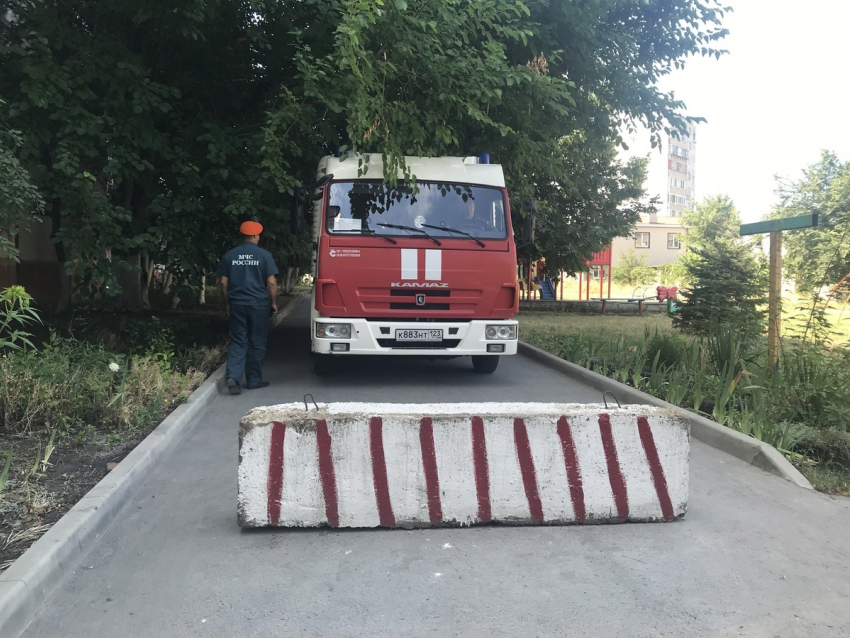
485,325,517,340
316,323,352,339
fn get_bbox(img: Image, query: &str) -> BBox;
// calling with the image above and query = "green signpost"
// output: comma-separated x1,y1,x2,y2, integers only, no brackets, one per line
739,213,819,237
740,213,819,371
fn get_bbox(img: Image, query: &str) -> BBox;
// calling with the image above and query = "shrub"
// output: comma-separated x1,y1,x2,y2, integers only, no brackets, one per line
0,336,221,436
0,286,41,351
645,328,687,369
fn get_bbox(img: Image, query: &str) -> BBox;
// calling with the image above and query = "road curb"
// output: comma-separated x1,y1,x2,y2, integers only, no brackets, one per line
0,296,302,638
518,341,813,490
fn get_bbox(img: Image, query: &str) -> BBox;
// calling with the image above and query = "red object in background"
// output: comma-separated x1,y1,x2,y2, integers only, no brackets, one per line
589,246,611,266
656,286,678,300
579,244,612,300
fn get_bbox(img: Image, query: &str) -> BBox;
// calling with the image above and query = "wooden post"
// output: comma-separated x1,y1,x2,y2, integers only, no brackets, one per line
578,271,582,300
607,266,612,298
599,266,604,298
767,231,782,372
740,213,817,373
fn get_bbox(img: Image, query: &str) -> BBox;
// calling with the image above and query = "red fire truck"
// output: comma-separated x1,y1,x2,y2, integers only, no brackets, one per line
294,154,531,375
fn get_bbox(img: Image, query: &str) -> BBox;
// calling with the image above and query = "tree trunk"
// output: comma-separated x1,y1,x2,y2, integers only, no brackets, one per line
140,253,155,308
199,274,206,304
163,271,174,295
283,266,299,294
49,198,72,314
110,250,147,311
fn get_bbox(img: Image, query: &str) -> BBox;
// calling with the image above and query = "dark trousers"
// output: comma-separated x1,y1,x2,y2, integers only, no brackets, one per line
226,304,269,388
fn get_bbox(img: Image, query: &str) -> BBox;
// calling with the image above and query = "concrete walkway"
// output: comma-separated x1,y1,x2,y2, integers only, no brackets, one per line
21,300,850,637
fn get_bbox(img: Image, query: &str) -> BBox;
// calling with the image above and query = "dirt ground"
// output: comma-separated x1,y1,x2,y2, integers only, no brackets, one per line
0,428,156,571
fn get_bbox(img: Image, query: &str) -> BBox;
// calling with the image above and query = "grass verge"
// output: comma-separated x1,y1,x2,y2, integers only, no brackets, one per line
519,310,850,497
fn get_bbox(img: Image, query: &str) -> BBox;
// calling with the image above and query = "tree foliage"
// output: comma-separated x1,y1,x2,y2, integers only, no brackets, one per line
772,151,850,293
673,196,767,335
0,99,43,261
612,247,655,288
1,0,731,309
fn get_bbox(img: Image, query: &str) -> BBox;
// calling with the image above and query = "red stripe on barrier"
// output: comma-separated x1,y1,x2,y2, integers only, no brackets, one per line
369,417,396,528
556,416,586,523
514,418,544,524
598,413,629,521
637,416,675,521
419,418,443,525
267,421,286,526
471,416,492,523
316,419,339,528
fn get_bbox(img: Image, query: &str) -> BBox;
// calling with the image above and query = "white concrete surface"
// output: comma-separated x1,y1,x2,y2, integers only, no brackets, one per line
238,403,689,527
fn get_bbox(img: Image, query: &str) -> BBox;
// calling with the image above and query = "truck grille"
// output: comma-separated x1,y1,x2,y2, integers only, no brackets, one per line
389,289,450,311
358,287,481,314
376,339,461,349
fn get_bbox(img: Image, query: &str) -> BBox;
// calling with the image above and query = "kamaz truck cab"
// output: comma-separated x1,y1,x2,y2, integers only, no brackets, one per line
299,154,525,375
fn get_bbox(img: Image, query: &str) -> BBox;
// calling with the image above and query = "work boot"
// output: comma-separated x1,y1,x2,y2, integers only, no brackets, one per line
227,378,241,395
246,381,270,390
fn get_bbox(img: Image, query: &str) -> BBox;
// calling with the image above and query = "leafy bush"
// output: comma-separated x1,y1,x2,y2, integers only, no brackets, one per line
612,249,655,287
796,428,850,471
526,320,850,491
645,328,687,369
0,335,222,436
0,286,41,351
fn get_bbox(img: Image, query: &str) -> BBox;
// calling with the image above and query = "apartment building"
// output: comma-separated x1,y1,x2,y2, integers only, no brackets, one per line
661,121,697,217
610,214,686,268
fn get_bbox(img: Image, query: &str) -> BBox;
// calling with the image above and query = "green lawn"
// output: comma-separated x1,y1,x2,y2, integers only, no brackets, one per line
518,311,679,339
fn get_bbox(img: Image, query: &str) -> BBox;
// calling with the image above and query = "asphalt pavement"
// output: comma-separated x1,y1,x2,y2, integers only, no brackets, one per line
22,299,850,637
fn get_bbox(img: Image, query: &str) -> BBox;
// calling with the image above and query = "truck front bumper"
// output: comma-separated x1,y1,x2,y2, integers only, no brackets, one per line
311,319,518,356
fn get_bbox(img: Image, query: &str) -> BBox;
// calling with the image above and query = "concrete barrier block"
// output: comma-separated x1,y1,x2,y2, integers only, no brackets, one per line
238,403,689,528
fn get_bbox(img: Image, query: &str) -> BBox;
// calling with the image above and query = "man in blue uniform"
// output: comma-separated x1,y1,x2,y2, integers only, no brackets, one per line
217,221,279,394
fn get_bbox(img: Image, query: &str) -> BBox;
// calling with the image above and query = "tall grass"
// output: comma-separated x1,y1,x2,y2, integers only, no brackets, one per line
0,336,224,437
522,321,850,493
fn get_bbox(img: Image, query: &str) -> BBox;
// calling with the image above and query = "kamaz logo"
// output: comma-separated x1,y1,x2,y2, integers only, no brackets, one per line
391,282,449,288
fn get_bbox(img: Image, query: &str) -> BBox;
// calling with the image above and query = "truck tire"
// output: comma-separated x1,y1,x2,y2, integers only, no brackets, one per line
313,354,335,376
471,355,500,373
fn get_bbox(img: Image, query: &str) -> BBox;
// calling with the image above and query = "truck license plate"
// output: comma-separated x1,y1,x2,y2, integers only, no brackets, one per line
395,329,443,342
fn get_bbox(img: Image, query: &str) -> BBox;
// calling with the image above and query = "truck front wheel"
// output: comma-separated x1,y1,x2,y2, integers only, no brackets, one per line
471,355,500,373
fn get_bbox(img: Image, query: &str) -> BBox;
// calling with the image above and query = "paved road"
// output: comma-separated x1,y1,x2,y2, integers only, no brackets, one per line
23,300,850,637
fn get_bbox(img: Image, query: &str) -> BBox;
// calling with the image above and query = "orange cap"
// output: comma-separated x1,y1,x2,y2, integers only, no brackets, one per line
240,221,263,236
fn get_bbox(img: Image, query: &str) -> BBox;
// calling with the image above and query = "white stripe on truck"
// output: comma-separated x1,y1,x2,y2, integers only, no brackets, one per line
401,249,418,280
425,250,442,280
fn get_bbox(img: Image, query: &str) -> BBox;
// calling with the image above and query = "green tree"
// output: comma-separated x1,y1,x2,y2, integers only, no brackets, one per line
1,0,731,310
0,99,43,262
612,248,655,288
673,196,767,335
772,151,850,293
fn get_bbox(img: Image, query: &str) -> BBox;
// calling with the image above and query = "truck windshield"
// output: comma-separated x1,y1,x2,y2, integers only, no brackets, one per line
326,181,508,240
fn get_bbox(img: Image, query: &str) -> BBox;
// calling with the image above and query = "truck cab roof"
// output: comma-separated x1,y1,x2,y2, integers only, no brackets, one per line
316,155,505,188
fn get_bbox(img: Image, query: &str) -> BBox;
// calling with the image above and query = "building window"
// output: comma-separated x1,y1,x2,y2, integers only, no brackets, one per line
668,195,689,206
635,232,650,248
668,233,682,249
590,265,601,280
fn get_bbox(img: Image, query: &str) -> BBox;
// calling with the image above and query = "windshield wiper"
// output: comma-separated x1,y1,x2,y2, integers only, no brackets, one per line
334,229,397,244
421,223,486,248
377,223,442,246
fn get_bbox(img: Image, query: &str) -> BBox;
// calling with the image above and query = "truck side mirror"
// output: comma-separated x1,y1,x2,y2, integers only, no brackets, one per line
520,197,537,245
291,173,334,237
291,189,307,237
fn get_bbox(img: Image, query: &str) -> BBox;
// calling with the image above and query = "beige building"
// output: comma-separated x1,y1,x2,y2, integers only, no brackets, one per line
610,214,686,268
